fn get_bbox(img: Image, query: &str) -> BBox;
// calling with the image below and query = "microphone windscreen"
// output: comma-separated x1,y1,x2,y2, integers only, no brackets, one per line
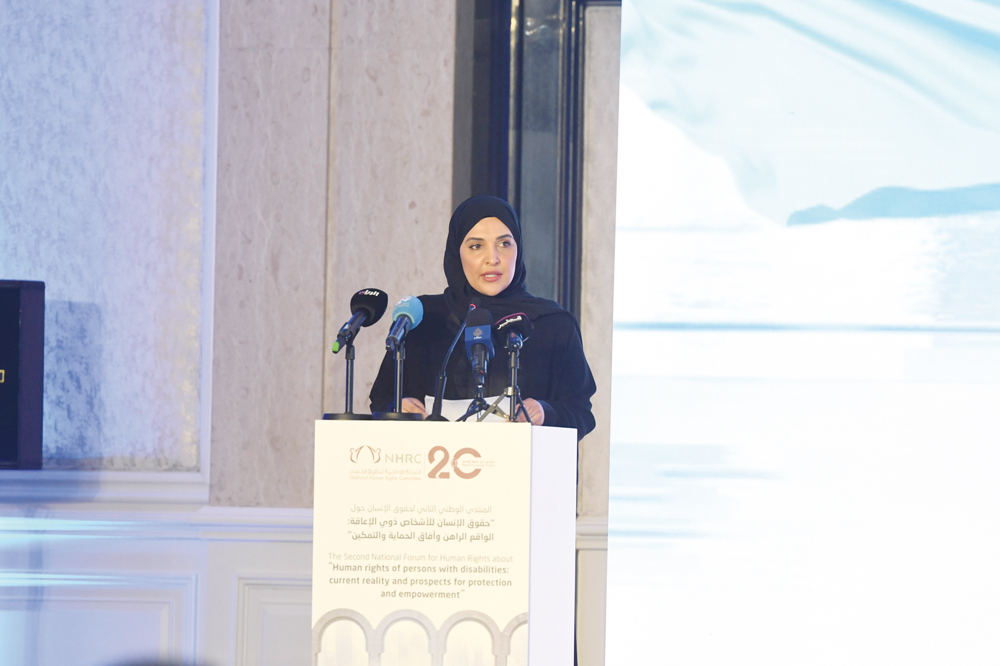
466,307,493,328
391,296,424,328
351,288,389,325
493,312,532,342
464,308,495,360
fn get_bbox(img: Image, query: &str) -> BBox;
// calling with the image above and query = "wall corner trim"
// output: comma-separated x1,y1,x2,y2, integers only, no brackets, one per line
576,515,608,551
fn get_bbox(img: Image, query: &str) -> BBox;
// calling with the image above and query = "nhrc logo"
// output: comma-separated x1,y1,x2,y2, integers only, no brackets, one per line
349,446,380,463
349,447,423,465
348,446,487,479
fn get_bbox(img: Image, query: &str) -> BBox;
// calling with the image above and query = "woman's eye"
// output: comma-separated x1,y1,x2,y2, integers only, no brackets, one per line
467,243,481,250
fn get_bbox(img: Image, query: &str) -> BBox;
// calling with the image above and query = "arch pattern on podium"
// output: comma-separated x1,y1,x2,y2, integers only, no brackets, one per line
312,608,528,665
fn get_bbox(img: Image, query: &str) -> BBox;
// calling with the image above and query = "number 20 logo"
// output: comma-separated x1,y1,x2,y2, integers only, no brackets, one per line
428,446,482,479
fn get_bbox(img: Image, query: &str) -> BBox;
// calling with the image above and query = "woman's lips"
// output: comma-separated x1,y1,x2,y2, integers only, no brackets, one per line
481,272,502,283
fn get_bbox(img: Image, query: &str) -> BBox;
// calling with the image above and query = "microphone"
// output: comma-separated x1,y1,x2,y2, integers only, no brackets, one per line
426,300,480,421
464,308,495,386
332,288,388,353
493,312,533,351
385,296,424,350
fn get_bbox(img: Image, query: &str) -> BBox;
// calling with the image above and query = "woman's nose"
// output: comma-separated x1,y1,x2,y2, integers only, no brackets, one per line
486,247,500,264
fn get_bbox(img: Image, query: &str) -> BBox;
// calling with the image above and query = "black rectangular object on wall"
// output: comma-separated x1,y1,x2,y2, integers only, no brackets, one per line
0,280,44,469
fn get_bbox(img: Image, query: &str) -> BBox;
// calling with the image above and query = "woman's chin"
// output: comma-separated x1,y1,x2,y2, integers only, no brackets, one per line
473,283,505,297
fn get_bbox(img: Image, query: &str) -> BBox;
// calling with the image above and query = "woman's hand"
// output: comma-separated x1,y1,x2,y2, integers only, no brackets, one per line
401,397,427,417
515,398,545,425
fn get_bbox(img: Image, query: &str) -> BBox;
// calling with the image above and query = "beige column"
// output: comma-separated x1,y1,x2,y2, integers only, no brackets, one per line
323,0,458,416
211,0,458,506
577,6,621,666
211,0,332,506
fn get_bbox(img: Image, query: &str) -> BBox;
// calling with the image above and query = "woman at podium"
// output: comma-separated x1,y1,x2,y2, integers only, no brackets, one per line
369,195,596,439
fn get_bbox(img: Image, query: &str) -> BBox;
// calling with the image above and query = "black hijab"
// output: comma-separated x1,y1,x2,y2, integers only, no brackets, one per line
442,195,566,322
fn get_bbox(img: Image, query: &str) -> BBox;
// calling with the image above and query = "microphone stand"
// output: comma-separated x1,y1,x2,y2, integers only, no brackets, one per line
323,340,371,420
393,342,404,412
372,340,423,421
507,341,528,422
346,341,355,412
457,379,491,422
480,340,527,422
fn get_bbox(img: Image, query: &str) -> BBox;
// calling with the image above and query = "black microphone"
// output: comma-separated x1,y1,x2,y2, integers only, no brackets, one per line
426,300,480,421
493,312,533,351
464,308,495,386
332,288,388,353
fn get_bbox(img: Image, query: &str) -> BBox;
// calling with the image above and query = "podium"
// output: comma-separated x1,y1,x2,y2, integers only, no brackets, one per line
312,420,577,665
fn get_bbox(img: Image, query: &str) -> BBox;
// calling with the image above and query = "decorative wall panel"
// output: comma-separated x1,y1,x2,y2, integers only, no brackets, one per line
0,573,196,666
235,575,313,666
0,507,313,666
0,2,215,470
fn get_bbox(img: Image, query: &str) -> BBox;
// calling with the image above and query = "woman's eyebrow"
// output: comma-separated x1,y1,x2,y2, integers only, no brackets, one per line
465,234,513,242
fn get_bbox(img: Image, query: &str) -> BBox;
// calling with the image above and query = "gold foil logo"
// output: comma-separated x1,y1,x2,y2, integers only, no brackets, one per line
427,446,484,480
0,369,4,383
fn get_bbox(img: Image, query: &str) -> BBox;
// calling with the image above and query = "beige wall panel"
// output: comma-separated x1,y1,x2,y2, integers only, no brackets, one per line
578,6,621,519
576,8,620,665
324,0,457,415
221,0,331,47
212,0,332,506
576,547,609,665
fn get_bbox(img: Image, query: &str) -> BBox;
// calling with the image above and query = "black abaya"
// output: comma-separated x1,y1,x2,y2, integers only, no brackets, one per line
369,295,597,438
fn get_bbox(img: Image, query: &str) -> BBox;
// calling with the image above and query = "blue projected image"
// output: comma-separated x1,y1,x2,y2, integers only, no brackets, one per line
608,1,1000,664
788,183,1000,225
619,0,1000,226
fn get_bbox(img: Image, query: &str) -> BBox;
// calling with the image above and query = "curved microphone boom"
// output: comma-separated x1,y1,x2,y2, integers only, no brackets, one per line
332,288,388,353
426,299,479,421
385,296,424,350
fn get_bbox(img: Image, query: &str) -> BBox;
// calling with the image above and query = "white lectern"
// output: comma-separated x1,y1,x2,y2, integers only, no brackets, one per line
312,420,577,665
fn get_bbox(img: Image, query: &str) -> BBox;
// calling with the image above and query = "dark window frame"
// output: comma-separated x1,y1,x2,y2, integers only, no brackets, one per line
454,0,621,318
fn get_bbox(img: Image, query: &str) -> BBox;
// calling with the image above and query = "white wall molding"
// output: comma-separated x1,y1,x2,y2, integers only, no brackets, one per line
0,507,607,665
191,506,313,542
234,575,312,666
0,505,314,666
0,504,312,541
0,470,210,506
0,571,198,665
198,0,220,483
576,515,609,551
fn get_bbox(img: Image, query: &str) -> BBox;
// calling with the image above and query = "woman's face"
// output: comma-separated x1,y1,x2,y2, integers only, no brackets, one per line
459,216,517,296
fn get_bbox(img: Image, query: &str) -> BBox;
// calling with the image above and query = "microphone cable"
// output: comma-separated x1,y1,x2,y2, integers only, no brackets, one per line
426,300,478,421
